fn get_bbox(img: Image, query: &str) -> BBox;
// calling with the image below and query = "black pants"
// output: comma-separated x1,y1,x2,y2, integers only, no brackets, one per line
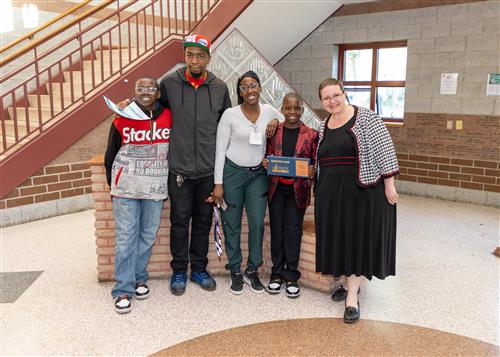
168,173,214,273
269,183,305,282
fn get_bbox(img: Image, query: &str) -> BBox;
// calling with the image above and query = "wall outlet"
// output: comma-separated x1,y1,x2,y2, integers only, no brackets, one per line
456,120,463,130
446,120,453,130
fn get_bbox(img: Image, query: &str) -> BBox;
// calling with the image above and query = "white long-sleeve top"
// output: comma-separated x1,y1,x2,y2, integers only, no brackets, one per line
214,103,284,184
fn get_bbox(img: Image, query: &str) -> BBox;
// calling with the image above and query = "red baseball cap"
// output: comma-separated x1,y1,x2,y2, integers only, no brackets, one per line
183,34,211,54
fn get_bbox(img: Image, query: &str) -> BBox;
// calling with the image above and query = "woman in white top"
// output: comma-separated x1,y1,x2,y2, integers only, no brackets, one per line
213,71,282,295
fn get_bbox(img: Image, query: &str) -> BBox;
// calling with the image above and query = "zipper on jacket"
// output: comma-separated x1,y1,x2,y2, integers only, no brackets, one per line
149,110,153,144
194,89,198,175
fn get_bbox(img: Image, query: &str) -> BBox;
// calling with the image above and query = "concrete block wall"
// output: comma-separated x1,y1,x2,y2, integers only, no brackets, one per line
275,0,500,205
276,1,500,115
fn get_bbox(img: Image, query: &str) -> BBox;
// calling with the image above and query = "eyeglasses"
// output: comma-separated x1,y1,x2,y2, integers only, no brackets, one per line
239,82,259,92
321,92,344,102
135,86,158,94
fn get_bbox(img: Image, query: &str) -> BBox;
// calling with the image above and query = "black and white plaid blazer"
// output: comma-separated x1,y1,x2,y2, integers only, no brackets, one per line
316,106,399,187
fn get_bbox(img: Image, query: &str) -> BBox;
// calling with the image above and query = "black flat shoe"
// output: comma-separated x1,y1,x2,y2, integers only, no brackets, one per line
331,285,347,302
343,302,360,324
331,285,360,302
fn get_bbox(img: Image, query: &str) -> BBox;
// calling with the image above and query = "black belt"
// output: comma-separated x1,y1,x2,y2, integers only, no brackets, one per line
226,158,263,171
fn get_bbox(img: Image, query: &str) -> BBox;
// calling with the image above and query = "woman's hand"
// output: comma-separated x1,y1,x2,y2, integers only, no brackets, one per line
384,177,398,205
308,165,315,179
262,158,269,170
212,184,224,205
266,118,279,138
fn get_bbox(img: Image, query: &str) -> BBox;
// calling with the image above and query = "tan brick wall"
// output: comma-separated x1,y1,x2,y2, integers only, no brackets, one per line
0,162,92,209
90,159,333,292
396,153,500,192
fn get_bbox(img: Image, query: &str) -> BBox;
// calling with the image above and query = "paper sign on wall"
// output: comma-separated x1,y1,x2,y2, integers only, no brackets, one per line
486,73,500,96
440,73,458,95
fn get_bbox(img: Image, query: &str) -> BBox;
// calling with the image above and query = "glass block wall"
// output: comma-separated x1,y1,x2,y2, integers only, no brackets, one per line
208,29,321,130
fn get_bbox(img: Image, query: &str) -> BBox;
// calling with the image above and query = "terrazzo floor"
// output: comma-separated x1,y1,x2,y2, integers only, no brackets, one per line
0,194,498,356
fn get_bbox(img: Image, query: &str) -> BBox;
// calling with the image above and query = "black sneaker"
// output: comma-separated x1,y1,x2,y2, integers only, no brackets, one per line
230,272,243,295
266,277,283,294
285,281,300,298
243,270,265,294
135,283,150,300
114,295,132,314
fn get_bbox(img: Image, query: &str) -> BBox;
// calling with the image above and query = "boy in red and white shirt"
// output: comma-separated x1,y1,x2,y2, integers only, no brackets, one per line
104,77,172,314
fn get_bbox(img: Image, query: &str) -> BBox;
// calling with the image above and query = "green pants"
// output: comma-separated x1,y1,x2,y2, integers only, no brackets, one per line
221,159,268,273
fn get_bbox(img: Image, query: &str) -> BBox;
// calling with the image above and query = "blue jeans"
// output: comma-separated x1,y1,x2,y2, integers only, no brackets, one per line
111,197,164,298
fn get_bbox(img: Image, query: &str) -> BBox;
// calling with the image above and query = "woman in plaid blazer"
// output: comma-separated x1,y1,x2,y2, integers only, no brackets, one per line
314,78,399,324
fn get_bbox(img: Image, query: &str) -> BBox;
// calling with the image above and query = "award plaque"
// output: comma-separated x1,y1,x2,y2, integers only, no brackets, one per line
267,156,310,178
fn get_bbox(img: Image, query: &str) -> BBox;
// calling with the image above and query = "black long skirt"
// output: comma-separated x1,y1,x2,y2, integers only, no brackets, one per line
314,125,396,280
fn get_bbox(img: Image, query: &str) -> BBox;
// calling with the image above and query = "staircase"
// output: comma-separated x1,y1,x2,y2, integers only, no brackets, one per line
0,0,252,198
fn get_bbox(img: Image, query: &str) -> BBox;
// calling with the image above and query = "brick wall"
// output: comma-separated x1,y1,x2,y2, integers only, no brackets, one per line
90,156,333,292
0,115,113,225
0,162,92,210
396,153,499,192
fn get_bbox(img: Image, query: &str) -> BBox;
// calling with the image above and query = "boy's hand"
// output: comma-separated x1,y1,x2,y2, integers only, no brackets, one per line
116,99,131,110
262,158,269,170
308,165,315,179
266,118,279,138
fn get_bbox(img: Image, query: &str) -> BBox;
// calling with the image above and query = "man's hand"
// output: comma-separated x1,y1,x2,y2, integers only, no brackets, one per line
262,158,269,170
266,118,279,138
308,165,315,179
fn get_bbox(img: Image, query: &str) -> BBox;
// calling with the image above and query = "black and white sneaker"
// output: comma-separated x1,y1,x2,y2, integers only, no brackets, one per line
285,281,300,298
230,272,244,295
114,295,132,314
243,270,265,294
135,283,150,300
266,277,283,294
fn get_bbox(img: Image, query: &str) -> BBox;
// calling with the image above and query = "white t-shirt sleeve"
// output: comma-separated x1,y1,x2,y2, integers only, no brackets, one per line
214,109,233,184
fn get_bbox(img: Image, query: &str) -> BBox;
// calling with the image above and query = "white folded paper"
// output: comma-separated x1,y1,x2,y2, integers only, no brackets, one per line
103,96,149,120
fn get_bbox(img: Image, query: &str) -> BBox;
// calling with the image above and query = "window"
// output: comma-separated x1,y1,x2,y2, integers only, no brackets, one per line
338,41,407,121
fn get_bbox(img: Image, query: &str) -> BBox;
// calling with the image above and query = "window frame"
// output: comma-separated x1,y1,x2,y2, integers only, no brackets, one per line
338,40,407,122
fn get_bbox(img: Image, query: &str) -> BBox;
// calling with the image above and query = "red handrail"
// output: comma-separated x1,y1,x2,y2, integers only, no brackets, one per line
0,0,219,156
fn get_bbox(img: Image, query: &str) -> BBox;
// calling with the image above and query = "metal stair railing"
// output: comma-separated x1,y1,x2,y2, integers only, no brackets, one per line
0,0,219,157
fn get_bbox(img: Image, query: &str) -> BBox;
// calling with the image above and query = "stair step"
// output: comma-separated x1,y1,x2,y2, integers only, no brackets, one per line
83,59,129,73
0,120,30,138
63,71,105,85
0,133,19,146
46,82,91,97
28,94,69,110
94,48,141,61
8,107,56,123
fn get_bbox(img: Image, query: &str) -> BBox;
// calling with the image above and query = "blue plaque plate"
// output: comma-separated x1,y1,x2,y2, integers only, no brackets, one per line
267,156,310,178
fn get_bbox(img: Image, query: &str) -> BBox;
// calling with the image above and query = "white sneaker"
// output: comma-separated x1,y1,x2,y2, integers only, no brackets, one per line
266,278,284,294
114,295,132,314
135,283,150,300
285,281,300,298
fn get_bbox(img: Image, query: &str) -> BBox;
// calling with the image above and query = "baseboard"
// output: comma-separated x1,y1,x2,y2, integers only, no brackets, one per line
0,194,94,227
395,181,500,208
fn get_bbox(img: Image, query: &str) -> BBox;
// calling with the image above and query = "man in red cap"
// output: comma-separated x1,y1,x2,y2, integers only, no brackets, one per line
159,34,232,295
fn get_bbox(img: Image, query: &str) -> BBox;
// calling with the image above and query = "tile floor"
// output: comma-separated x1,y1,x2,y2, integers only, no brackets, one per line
0,194,498,355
